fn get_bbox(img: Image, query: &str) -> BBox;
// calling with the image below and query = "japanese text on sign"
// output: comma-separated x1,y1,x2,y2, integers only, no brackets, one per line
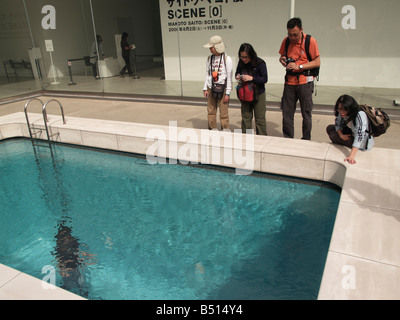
166,0,243,7
165,0,243,32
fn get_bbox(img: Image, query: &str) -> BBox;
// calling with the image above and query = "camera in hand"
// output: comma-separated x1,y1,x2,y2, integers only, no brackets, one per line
284,57,295,65
236,74,244,86
284,57,298,76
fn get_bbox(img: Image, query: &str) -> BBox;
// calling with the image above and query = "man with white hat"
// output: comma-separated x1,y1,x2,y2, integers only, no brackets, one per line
203,35,233,130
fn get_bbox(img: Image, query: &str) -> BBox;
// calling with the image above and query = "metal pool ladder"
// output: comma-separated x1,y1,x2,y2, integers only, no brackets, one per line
24,98,67,147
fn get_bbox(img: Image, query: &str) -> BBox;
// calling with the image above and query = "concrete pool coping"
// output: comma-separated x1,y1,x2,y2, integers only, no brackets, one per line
0,112,399,300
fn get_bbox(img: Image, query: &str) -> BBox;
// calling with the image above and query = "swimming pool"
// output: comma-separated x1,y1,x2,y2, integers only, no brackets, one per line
0,139,340,300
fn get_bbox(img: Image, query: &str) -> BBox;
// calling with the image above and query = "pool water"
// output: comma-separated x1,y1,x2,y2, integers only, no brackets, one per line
0,139,340,300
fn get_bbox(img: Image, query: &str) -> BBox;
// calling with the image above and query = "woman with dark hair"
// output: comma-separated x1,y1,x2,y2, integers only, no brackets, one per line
235,43,268,135
120,32,133,76
326,94,374,164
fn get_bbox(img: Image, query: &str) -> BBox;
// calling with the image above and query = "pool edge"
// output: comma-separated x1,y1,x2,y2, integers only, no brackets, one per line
1,112,400,300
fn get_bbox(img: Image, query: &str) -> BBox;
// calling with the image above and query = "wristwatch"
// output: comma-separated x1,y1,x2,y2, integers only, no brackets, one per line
299,65,303,70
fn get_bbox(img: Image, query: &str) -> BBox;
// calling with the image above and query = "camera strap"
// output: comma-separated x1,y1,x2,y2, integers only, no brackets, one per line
210,53,225,86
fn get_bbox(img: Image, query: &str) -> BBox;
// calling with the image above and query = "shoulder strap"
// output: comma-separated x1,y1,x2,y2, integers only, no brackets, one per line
305,34,312,62
305,34,320,81
209,55,214,76
285,37,290,57
285,34,311,60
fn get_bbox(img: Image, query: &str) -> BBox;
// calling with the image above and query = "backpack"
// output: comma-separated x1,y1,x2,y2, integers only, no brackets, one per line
236,58,261,103
237,82,258,103
285,34,319,79
358,105,390,137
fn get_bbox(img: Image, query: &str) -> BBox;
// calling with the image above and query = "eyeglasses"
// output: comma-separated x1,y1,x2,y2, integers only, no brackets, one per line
240,55,250,60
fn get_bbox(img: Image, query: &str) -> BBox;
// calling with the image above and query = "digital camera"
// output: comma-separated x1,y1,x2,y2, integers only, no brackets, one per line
284,57,295,65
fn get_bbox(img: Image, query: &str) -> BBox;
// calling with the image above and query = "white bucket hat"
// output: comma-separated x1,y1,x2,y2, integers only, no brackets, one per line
203,35,225,54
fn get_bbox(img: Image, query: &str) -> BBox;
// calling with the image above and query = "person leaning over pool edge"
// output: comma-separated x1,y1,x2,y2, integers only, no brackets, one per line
203,35,233,131
279,17,320,140
326,94,374,165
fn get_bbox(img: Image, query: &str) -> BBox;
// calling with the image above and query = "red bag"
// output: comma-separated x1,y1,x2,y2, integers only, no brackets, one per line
237,82,258,103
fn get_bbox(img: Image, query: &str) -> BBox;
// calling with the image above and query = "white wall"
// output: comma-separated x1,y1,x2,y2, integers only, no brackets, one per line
159,0,288,84
1,0,399,89
159,0,400,89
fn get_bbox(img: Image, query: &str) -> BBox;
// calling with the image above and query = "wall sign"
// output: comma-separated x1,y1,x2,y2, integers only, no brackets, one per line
165,0,244,33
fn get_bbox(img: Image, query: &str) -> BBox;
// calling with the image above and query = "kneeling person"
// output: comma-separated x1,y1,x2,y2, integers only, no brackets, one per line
326,94,374,164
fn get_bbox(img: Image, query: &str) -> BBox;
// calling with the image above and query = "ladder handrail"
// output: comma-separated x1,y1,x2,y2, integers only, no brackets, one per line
42,99,66,145
24,98,44,139
24,98,66,145
43,99,66,125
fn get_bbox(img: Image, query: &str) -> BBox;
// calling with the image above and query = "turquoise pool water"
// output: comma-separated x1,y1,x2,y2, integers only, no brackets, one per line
0,139,340,300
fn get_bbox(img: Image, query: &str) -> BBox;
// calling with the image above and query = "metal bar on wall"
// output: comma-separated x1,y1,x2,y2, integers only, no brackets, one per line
290,0,296,18
22,0,35,48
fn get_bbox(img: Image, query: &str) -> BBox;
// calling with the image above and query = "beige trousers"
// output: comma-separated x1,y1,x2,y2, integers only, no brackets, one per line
206,88,230,130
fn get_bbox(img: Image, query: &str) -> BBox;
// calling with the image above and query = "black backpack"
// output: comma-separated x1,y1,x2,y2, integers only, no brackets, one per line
285,34,320,80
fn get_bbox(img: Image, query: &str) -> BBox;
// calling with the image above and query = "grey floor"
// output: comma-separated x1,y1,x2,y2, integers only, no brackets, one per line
1,64,400,110
0,64,399,150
